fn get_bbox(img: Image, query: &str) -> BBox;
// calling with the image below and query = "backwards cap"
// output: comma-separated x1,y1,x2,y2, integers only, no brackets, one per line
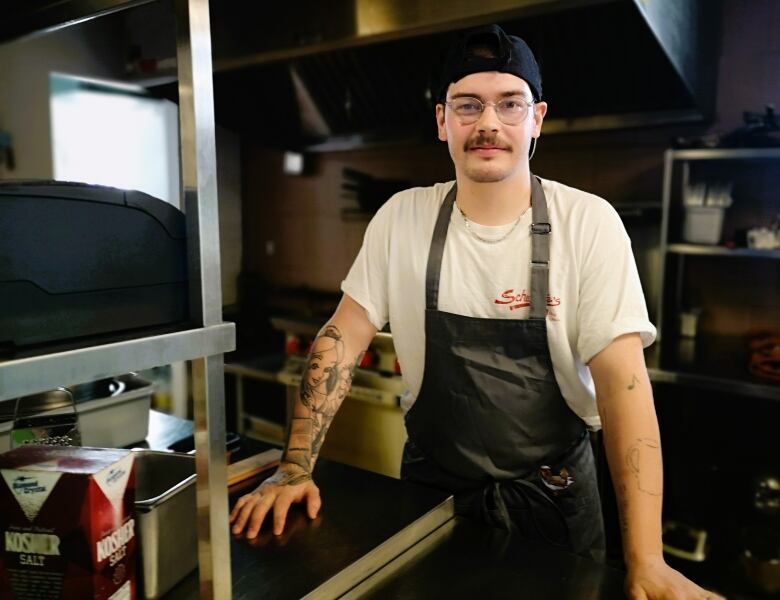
438,24,542,103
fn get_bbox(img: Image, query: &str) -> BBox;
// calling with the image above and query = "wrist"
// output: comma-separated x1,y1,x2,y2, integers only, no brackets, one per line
280,460,310,474
625,550,665,571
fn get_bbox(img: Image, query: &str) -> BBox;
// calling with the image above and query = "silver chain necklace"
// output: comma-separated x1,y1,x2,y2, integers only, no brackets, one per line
455,202,523,244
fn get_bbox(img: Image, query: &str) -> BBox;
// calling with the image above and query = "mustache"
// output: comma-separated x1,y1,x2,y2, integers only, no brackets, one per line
464,134,512,152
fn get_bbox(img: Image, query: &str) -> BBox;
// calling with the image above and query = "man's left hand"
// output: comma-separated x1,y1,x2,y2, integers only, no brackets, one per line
626,555,725,600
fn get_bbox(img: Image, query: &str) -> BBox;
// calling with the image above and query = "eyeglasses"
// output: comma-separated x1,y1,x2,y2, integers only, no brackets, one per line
445,96,535,125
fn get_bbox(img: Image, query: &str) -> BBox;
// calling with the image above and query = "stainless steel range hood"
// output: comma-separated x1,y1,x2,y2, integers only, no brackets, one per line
3,1,719,150
204,0,720,150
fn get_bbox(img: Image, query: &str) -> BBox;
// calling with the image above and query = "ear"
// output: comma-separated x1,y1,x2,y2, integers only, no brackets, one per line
435,104,447,142
532,101,548,138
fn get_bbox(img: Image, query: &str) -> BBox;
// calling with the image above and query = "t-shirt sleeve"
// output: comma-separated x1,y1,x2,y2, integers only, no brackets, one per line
340,200,393,331
575,201,657,364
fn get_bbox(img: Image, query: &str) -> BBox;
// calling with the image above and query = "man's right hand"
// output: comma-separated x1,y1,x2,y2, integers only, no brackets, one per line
229,463,322,538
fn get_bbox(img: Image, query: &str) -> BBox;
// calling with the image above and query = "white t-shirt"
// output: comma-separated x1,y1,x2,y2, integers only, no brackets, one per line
341,178,656,430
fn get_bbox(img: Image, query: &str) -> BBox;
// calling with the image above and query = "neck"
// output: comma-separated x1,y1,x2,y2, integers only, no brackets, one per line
455,166,532,226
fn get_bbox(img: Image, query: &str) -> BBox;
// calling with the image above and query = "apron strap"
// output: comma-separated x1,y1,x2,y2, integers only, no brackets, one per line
425,182,457,310
529,175,551,320
425,175,552,317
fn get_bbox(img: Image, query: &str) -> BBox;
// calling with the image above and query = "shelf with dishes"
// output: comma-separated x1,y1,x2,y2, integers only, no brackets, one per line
655,148,780,400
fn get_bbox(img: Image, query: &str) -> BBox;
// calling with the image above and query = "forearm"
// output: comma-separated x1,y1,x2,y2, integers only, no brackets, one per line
598,368,664,565
281,297,377,480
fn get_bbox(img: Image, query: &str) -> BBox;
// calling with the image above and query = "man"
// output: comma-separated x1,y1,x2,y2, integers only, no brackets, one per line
231,25,721,599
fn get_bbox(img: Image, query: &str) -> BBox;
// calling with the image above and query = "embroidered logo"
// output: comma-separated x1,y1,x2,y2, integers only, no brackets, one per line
493,288,561,320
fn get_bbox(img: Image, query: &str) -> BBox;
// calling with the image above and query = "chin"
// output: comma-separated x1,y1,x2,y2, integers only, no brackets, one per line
464,166,514,183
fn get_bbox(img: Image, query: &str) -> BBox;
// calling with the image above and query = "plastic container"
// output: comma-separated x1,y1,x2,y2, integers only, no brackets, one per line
683,206,725,245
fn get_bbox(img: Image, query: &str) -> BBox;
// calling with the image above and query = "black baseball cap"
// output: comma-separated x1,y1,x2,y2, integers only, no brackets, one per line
438,24,542,103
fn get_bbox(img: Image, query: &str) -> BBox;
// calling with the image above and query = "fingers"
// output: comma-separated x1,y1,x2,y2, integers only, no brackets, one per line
306,486,322,519
273,495,294,535
230,492,263,535
229,494,248,523
229,482,322,538
246,494,275,539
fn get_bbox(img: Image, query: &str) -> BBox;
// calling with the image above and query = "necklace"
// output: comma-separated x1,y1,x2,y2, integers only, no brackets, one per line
455,202,523,244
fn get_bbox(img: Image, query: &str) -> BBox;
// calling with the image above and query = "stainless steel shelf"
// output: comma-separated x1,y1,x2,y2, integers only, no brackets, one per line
667,243,780,259
671,148,780,161
0,323,235,401
3,0,232,596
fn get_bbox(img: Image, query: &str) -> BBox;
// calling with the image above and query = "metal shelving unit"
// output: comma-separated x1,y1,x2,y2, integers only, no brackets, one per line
654,148,780,401
667,243,780,259
0,1,234,597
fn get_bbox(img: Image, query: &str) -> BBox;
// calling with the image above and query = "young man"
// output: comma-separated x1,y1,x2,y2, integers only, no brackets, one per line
231,25,721,599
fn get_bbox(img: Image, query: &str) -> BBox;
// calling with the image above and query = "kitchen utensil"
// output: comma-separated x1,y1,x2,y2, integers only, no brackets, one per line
11,387,81,447
0,374,154,452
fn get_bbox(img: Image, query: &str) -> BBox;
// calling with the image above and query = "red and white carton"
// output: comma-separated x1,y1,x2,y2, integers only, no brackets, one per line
0,446,136,600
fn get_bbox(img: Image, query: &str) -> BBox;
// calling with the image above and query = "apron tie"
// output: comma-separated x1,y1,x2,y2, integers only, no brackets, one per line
479,478,570,549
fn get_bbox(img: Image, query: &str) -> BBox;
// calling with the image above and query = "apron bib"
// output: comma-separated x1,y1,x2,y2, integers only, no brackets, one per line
403,175,605,559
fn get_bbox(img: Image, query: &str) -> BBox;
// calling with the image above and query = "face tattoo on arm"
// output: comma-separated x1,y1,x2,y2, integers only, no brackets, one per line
282,325,364,482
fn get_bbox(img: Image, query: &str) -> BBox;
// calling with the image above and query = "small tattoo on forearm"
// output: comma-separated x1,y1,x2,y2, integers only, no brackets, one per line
627,374,640,390
626,438,663,496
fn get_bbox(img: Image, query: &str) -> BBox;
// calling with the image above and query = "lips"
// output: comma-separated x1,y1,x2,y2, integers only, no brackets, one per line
469,146,506,156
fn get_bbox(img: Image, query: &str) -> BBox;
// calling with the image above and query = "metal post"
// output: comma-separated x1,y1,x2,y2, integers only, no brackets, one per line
174,0,230,597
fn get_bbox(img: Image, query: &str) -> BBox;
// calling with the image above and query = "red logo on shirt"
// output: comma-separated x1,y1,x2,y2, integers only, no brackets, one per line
494,289,561,319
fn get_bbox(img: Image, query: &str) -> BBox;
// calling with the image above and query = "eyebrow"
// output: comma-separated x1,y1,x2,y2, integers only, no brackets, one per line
449,90,531,101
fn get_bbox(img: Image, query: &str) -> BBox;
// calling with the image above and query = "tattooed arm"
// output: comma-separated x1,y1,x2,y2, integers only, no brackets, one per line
230,294,378,538
589,333,722,600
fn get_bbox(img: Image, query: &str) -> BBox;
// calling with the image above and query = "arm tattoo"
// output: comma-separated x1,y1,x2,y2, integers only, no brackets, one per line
626,438,663,496
280,325,362,485
627,374,640,390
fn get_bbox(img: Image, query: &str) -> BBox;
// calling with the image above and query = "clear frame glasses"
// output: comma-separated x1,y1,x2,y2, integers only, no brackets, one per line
445,96,535,125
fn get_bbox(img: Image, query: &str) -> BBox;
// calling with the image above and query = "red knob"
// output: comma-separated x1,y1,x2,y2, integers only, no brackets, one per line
285,335,300,355
360,350,375,369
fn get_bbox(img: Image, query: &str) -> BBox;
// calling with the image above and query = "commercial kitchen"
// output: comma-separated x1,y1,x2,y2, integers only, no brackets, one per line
0,1,778,599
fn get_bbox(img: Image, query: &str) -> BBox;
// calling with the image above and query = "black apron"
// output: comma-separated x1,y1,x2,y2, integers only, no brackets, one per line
403,175,605,560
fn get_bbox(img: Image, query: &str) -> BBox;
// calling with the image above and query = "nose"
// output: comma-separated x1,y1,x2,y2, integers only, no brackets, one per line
476,103,501,132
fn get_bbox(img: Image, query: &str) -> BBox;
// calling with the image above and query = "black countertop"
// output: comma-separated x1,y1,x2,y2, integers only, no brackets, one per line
148,411,627,599
348,516,626,599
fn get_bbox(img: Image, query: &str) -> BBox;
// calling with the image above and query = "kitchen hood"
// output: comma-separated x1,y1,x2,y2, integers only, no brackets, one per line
204,0,720,150
1,0,721,151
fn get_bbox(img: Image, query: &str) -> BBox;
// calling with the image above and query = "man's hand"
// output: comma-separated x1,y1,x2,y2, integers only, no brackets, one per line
626,555,725,600
229,463,322,538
